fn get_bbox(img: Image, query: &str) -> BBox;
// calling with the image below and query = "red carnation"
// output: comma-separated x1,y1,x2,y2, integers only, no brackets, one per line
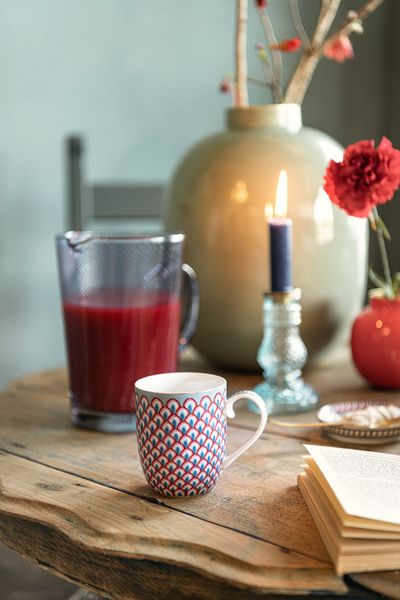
324,137,400,218
255,0,267,8
270,37,301,53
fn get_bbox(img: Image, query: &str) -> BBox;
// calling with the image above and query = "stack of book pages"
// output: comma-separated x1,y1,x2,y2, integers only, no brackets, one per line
298,444,400,575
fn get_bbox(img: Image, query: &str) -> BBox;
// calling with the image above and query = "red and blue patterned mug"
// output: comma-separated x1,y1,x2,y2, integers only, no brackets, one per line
135,372,268,496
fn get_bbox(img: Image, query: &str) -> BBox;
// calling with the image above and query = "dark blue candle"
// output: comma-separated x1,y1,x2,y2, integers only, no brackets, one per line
269,217,293,292
267,170,292,292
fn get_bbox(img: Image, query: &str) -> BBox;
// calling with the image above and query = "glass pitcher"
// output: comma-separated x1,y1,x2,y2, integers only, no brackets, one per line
56,231,199,432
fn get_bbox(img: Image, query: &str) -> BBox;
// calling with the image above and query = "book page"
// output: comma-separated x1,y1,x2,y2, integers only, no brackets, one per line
304,445,400,525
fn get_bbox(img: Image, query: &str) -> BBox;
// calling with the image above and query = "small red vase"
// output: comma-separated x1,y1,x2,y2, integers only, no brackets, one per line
351,291,400,389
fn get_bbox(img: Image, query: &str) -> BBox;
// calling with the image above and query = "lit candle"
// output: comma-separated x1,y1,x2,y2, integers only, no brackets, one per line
267,170,293,292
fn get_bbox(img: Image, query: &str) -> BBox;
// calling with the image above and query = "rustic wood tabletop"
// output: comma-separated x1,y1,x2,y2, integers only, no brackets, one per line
0,352,400,599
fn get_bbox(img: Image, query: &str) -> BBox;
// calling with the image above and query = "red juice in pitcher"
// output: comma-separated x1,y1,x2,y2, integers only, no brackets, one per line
63,291,181,414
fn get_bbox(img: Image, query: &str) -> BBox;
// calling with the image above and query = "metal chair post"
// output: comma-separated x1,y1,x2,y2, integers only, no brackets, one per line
65,136,85,230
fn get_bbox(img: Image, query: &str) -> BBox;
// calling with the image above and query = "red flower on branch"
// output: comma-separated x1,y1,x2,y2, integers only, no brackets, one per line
255,0,267,8
270,37,301,53
323,35,354,63
324,138,400,218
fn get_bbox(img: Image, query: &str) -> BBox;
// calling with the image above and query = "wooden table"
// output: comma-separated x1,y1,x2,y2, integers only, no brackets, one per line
1,356,400,599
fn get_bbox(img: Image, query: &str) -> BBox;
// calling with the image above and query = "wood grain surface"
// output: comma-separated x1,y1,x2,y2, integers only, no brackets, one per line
1,356,400,599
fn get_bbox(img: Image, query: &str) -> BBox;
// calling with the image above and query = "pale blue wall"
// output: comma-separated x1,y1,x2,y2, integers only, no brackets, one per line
0,1,233,386
0,0,394,387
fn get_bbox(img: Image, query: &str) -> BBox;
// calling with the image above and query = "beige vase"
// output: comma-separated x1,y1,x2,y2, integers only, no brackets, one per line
165,104,367,369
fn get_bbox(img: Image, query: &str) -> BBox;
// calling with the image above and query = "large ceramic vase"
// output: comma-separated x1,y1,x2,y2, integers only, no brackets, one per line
165,104,367,369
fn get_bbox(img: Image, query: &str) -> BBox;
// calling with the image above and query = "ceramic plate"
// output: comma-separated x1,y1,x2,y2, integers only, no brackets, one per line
318,400,400,445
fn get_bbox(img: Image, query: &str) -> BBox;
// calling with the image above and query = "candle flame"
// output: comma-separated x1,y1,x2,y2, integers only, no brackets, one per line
274,170,288,218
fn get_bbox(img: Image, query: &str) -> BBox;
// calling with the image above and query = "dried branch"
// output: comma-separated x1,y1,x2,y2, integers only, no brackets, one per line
235,0,249,107
284,0,386,104
321,0,385,51
257,9,283,102
289,0,311,51
284,0,341,103
248,75,273,88
312,0,341,48
256,53,278,101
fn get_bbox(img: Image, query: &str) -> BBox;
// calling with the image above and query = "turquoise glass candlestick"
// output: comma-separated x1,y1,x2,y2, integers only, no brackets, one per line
251,289,318,415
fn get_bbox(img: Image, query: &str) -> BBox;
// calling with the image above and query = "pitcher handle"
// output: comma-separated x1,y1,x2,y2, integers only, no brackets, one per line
179,263,200,351
223,391,268,469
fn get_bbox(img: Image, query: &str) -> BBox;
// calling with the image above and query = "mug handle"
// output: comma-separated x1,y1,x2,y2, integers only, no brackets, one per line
223,391,268,469
179,263,200,351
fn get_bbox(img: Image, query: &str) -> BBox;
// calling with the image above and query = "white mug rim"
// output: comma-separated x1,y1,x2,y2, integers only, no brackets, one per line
135,372,226,396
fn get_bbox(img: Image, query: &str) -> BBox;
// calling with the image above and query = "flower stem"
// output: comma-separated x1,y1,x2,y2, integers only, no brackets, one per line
372,207,394,298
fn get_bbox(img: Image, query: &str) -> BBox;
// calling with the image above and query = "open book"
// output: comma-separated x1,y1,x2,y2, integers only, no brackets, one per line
298,445,400,575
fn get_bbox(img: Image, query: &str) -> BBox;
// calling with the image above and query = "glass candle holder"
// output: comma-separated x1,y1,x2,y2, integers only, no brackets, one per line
251,289,318,415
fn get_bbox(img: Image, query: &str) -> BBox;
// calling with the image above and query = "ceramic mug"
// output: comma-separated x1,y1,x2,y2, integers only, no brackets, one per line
135,372,268,496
